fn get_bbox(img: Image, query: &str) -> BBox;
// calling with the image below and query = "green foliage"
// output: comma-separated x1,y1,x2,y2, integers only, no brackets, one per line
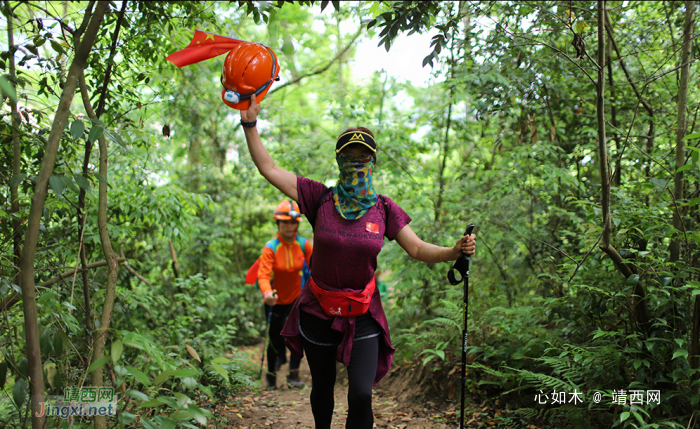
1,1,699,428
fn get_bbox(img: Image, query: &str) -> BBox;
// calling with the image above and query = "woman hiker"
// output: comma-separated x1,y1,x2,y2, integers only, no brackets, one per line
240,94,476,428
256,199,313,389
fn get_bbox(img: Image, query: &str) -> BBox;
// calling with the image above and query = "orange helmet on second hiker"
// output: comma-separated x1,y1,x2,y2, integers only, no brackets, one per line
273,200,301,222
221,42,280,110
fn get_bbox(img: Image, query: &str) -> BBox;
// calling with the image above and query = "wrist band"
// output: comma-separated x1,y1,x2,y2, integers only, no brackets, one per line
438,247,446,263
240,120,257,128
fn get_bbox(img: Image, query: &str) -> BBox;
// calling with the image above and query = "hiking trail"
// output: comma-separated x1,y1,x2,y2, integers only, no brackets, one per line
218,343,481,428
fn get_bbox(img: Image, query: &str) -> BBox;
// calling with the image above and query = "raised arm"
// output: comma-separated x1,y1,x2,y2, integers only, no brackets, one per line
240,94,298,201
394,224,475,264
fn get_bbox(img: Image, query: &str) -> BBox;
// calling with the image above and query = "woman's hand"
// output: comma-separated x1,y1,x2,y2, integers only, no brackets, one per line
241,93,260,122
452,233,476,258
263,290,278,306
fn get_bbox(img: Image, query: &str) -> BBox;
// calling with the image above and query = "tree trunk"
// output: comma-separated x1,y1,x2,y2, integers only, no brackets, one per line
669,1,695,262
75,0,127,350
598,1,651,333
692,295,700,394
597,1,611,250
7,1,22,286
435,102,452,223
77,68,120,429
606,34,621,187
17,3,108,428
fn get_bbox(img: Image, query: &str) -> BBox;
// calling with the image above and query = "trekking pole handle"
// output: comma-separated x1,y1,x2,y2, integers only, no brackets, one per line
447,223,475,285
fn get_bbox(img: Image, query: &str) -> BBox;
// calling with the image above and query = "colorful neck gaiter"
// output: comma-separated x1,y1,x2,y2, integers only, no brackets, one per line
332,157,377,220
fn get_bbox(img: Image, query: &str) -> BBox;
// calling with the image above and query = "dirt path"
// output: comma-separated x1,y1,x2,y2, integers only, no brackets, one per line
221,343,461,429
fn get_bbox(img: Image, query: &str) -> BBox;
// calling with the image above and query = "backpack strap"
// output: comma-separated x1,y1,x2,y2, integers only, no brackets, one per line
311,187,334,231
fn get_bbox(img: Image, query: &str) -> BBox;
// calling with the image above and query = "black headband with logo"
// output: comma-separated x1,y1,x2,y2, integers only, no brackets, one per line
335,131,377,154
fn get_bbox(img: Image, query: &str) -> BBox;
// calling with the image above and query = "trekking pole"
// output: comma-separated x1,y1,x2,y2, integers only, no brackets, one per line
259,290,276,386
259,307,273,385
447,223,475,429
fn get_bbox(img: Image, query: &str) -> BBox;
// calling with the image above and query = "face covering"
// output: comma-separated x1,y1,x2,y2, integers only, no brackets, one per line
332,156,377,220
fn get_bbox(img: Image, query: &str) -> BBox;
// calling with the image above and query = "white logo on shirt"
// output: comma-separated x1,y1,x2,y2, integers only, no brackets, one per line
329,307,342,316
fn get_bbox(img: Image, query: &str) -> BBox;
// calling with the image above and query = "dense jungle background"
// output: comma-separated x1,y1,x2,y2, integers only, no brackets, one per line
1,1,699,428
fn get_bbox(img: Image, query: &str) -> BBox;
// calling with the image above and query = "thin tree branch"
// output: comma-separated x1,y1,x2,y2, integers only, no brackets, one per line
268,27,362,96
0,257,126,314
96,0,128,118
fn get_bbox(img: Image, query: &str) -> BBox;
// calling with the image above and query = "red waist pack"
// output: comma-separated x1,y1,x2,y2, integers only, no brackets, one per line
308,276,376,317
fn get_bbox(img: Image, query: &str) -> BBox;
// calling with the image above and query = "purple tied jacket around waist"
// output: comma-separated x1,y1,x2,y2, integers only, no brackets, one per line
280,176,412,386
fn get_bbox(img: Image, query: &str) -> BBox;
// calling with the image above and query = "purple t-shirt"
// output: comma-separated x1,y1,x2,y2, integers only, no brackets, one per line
281,175,412,386
297,176,411,291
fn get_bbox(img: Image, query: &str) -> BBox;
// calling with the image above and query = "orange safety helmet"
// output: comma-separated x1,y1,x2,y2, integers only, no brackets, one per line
221,42,280,110
273,199,301,222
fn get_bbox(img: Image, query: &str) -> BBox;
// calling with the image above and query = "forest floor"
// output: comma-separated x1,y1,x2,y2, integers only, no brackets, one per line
215,343,503,429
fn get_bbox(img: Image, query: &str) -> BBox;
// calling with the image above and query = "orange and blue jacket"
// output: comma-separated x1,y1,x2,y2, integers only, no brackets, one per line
258,233,313,305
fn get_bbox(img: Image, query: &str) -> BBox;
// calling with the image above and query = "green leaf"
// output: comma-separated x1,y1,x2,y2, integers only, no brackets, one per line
74,174,91,192
158,417,177,429
0,361,7,390
117,412,136,424
154,369,174,385
620,411,630,422
676,164,696,173
156,395,181,410
111,340,123,363
187,403,210,425
436,350,445,360
10,173,25,190
103,127,127,149
70,120,85,140
141,419,159,429
50,39,65,55
49,175,66,196
182,376,197,390
682,132,700,140
173,392,191,407
626,274,639,286
171,368,200,378
139,399,163,408
53,333,63,354
87,125,103,143
125,389,149,402
0,75,17,103
18,357,28,378
170,409,192,421
12,377,27,408
40,329,52,356
211,362,229,382
37,291,56,303
64,175,79,193
87,356,111,374
672,348,688,360
94,172,110,188
126,365,152,386
281,38,294,55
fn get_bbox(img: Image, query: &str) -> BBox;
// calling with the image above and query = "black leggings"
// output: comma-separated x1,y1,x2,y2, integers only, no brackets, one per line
264,303,301,374
302,336,378,429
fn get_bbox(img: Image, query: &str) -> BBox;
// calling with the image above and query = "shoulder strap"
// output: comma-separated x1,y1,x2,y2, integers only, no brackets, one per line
311,187,334,231
264,236,280,251
378,195,387,226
